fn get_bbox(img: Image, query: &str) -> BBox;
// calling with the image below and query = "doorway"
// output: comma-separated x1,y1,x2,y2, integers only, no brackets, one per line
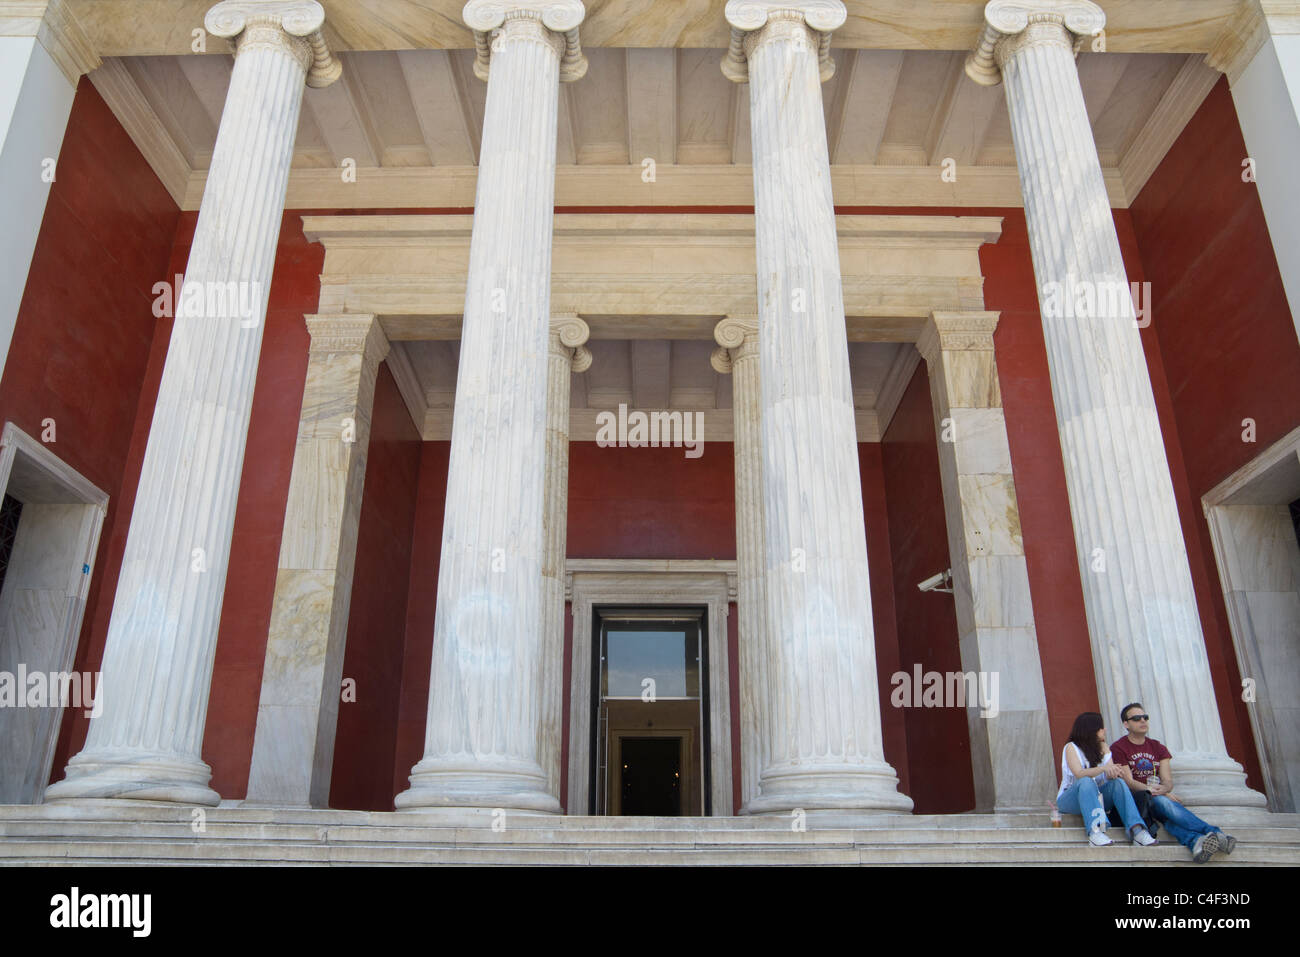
592,610,708,816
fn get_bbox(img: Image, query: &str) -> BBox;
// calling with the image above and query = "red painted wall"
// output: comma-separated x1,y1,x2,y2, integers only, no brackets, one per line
859,443,910,796
1127,77,1298,790
566,442,737,560
392,441,451,800
48,202,323,795
330,364,422,810
881,365,974,812
2,79,181,782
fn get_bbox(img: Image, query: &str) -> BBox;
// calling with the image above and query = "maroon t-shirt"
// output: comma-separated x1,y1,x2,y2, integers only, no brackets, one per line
1110,736,1172,783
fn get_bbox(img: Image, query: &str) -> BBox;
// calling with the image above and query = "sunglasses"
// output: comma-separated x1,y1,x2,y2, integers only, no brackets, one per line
1125,714,1150,722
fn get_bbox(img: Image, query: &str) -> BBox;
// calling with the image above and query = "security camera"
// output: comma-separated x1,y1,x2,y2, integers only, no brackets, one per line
917,569,953,594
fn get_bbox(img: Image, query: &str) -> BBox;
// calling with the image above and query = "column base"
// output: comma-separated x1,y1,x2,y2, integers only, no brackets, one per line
44,749,221,806
1164,754,1269,810
743,762,914,814
395,756,561,813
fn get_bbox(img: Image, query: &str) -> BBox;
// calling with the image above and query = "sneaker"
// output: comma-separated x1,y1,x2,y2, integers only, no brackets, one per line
1131,826,1158,846
1192,832,1221,863
1216,832,1237,855
1089,828,1113,847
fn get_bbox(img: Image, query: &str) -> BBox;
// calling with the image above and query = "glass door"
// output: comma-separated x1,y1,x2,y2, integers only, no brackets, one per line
592,610,709,815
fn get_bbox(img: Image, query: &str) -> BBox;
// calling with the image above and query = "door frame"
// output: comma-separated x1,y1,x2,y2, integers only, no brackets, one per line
566,559,735,815
1202,424,1300,811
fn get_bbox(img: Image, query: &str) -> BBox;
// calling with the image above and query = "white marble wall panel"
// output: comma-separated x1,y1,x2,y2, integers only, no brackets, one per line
0,505,91,803
245,314,389,807
917,310,1054,810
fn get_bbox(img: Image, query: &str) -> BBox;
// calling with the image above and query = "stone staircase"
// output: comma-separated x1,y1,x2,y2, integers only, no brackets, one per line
2,804,1299,865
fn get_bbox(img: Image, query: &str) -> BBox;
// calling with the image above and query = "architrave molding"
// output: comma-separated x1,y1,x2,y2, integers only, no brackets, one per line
0,0,100,84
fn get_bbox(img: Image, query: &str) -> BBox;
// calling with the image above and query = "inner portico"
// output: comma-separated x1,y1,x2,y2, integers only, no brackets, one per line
245,207,1049,815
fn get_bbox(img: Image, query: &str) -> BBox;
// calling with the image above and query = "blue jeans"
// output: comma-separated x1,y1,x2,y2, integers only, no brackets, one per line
1058,776,1146,836
1150,794,1221,849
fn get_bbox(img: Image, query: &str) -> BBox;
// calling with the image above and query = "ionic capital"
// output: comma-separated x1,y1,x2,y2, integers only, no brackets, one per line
721,1,846,84
550,313,592,372
915,311,1000,365
205,0,341,87
965,0,1105,87
711,315,759,372
464,0,587,83
304,313,389,363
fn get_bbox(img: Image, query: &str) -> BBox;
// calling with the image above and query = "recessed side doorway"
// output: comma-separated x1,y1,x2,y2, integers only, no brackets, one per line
592,610,709,816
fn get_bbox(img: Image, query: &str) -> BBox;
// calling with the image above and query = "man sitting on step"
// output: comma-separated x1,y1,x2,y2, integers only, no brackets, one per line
1110,702,1237,864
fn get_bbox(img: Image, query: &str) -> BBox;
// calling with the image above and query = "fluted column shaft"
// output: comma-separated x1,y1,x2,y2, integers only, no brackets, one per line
712,317,768,811
722,0,910,813
540,314,590,805
971,0,1263,807
46,1,337,805
246,314,389,807
396,2,585,812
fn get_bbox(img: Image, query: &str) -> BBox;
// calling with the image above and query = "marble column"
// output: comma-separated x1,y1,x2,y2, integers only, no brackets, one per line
395,0,586,813
967,0,1265,808
0,0,97,382
721,0,910,813
711,316,767,811
45,0,339,805
245,314,389,807
540,313,590,805
916,311,1056,811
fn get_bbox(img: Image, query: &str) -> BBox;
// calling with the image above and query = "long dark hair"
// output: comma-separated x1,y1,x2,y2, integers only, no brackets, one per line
1067,712,1106,768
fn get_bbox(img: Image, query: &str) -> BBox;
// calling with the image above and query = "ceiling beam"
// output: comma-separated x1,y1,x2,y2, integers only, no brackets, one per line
925,53,1002,167
630,340,672,409
88,58,190,205
303,63,382,169
398,50,476,166
831,50,903,165
625,48,676,167
557,83,578,166
1077,52,1131,125
186,162,1129,210
1119,54,1221,203
728,82,751,165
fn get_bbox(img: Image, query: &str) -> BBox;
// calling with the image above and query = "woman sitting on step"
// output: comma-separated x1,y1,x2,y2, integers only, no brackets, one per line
1057,712,1159,848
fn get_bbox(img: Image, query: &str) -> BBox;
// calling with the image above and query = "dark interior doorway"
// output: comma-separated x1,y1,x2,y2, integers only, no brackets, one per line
619,736,682,816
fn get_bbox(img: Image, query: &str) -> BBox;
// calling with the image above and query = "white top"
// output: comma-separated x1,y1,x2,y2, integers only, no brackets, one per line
1057,741,1113,800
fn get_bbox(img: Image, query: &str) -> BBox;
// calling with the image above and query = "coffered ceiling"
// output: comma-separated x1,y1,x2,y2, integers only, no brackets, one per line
92,43,1221,210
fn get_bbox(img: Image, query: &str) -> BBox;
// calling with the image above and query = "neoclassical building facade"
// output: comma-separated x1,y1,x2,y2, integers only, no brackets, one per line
2,0,1300,860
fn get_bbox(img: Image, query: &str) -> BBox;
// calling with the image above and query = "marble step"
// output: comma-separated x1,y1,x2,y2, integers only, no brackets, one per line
2,838,1297,866
2,818,1299,847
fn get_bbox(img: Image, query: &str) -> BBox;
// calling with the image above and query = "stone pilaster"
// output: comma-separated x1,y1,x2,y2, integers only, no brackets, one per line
395,0,586,813
711,316,766,811
540,313,590,805
968,0,1265,808
45,0,338,805
722,0,910,813
244,314,389,807
916,311,1056,811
